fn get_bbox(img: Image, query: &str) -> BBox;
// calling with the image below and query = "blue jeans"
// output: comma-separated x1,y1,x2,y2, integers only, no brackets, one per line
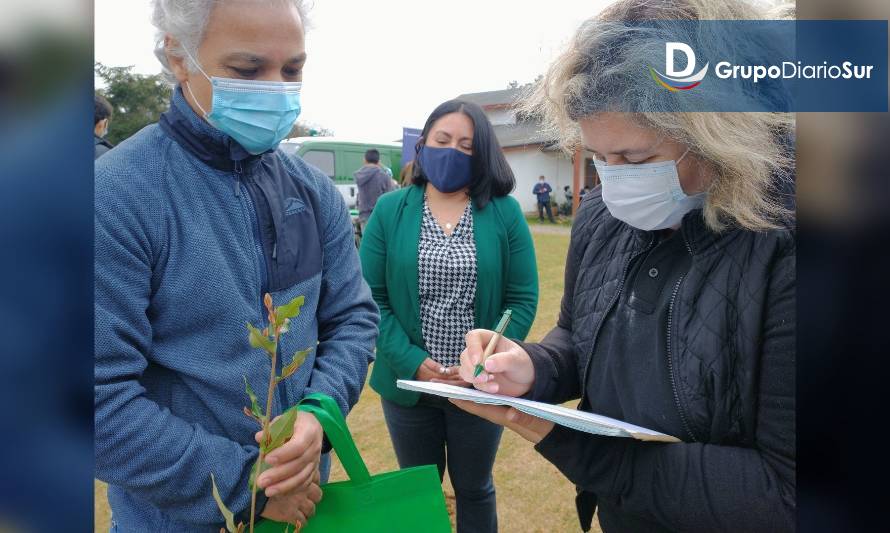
382,395,503,533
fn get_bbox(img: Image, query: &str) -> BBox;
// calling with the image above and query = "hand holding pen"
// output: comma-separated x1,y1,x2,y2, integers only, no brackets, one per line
457,310,536,397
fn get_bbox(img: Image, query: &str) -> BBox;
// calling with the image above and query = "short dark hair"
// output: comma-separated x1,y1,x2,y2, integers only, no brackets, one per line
95,93,113,125
364,148,380,164
412,99,514,209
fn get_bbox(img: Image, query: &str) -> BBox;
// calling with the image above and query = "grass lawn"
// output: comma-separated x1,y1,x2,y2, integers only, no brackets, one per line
95,231,599,532
524,211,574,228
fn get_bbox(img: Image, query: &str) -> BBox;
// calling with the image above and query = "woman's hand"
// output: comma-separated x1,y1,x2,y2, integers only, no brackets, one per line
429,363,473,387
449,400,555,444
457,329,536,397
415,357,446,382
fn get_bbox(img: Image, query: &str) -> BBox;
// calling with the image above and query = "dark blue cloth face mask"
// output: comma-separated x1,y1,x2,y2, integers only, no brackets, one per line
418,145,473,193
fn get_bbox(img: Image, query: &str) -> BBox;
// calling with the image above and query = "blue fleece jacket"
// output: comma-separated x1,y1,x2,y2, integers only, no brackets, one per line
95,88,379,532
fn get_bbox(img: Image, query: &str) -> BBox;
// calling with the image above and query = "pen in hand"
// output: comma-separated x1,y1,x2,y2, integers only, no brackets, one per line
473,309,512,378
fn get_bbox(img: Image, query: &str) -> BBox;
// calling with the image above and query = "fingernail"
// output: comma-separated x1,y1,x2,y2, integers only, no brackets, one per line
266,488,276,497
266,456,277,465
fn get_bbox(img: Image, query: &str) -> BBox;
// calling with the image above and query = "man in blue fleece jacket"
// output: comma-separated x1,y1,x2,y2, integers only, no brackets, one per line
95,1,378,531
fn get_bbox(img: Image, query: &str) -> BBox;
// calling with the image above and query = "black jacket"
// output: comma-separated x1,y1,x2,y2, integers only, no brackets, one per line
94,134,114,159
523,187,795,532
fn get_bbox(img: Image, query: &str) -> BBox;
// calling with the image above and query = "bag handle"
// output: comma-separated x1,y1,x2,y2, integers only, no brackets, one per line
294,393,371,484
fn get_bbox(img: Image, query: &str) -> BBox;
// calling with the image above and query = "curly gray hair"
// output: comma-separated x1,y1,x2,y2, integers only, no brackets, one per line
523,0,796,232
151,0,309,83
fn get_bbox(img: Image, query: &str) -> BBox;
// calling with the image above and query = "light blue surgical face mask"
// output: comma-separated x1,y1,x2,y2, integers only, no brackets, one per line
594,148,705,231
184,50,302,155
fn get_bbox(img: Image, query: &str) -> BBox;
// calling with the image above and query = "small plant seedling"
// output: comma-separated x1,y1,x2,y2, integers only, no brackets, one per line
210,294,312,533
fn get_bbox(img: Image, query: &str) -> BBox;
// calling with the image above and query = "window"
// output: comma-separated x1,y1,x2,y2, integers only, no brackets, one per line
302,150,335,179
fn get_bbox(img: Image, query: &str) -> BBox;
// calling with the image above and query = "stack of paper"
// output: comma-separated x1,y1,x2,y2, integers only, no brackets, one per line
396,380,680,443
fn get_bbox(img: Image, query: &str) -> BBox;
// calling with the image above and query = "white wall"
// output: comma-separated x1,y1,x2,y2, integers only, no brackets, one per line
486,108,516,126
504,147,575,212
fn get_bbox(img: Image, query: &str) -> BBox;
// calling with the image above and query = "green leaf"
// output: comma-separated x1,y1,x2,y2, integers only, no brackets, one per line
249,457,272,492
247,323,275,354
210,473,237,533
243,377,264,420
276,295,305,323
264,408,299,453
276,348,312,383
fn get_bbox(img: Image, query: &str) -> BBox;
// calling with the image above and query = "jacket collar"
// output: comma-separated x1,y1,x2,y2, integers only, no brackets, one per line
94,134,113,149
403,183,424,206
158,86,266,172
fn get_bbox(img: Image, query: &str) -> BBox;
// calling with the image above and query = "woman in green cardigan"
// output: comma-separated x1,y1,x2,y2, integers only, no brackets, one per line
360,99,538,533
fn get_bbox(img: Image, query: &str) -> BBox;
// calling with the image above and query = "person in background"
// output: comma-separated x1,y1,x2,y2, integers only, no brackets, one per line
579,185,591,199
533,175,555,222
379,159,394,179
561,185,574,216
94,1,379,530
360,99,539,533
94,93,114,159
355,148,395,227
453,1,795,532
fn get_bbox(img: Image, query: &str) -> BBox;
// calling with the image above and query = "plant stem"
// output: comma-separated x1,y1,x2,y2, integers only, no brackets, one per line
250,318,278,533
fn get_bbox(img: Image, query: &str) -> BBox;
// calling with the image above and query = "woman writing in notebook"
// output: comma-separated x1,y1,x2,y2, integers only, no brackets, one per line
453,1,796,532
359,99,538,533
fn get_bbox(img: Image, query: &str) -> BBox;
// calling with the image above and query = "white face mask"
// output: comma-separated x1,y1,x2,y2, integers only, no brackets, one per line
593,148,704,231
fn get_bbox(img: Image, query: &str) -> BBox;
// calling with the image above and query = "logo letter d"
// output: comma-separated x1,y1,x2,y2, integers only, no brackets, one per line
666,42,695,78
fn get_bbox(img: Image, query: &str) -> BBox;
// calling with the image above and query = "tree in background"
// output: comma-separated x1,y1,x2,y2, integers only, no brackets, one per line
95,63,171,146
288,122,334,138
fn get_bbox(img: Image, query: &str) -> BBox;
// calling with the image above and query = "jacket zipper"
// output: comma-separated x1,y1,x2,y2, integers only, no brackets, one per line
236,162,288,409
578,234,656,409
667,273,696,442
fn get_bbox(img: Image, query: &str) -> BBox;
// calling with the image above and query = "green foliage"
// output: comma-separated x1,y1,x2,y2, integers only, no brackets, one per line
277,348,312,384
95,62,171,145
247,323,276,354
288,122,334,138
264,408,298,452
210,473,240,533
276,295,305,324
249,408,299,490
222,294,312,527
244,377,264,422
249,459,272,493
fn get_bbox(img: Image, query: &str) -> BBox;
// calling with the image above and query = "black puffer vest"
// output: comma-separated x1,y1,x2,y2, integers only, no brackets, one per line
569,187,795,445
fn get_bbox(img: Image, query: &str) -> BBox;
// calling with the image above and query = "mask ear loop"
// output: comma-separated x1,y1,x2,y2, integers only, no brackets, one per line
676,147,691,164
181,47,213,118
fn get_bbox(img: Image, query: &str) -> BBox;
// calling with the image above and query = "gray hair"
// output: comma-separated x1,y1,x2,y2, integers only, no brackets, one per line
151,0,310,83
522,0,796,232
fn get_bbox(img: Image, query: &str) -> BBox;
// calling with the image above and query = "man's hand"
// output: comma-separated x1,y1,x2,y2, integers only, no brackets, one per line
449,400,555,444
458,329,536,397
255,410,323,497
259,468,323,528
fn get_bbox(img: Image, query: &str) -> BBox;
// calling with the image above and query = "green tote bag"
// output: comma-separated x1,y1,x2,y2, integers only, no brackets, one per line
255,393,452,533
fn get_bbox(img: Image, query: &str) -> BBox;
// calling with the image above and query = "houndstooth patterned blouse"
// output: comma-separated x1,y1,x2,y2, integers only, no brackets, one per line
418,195,477,368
